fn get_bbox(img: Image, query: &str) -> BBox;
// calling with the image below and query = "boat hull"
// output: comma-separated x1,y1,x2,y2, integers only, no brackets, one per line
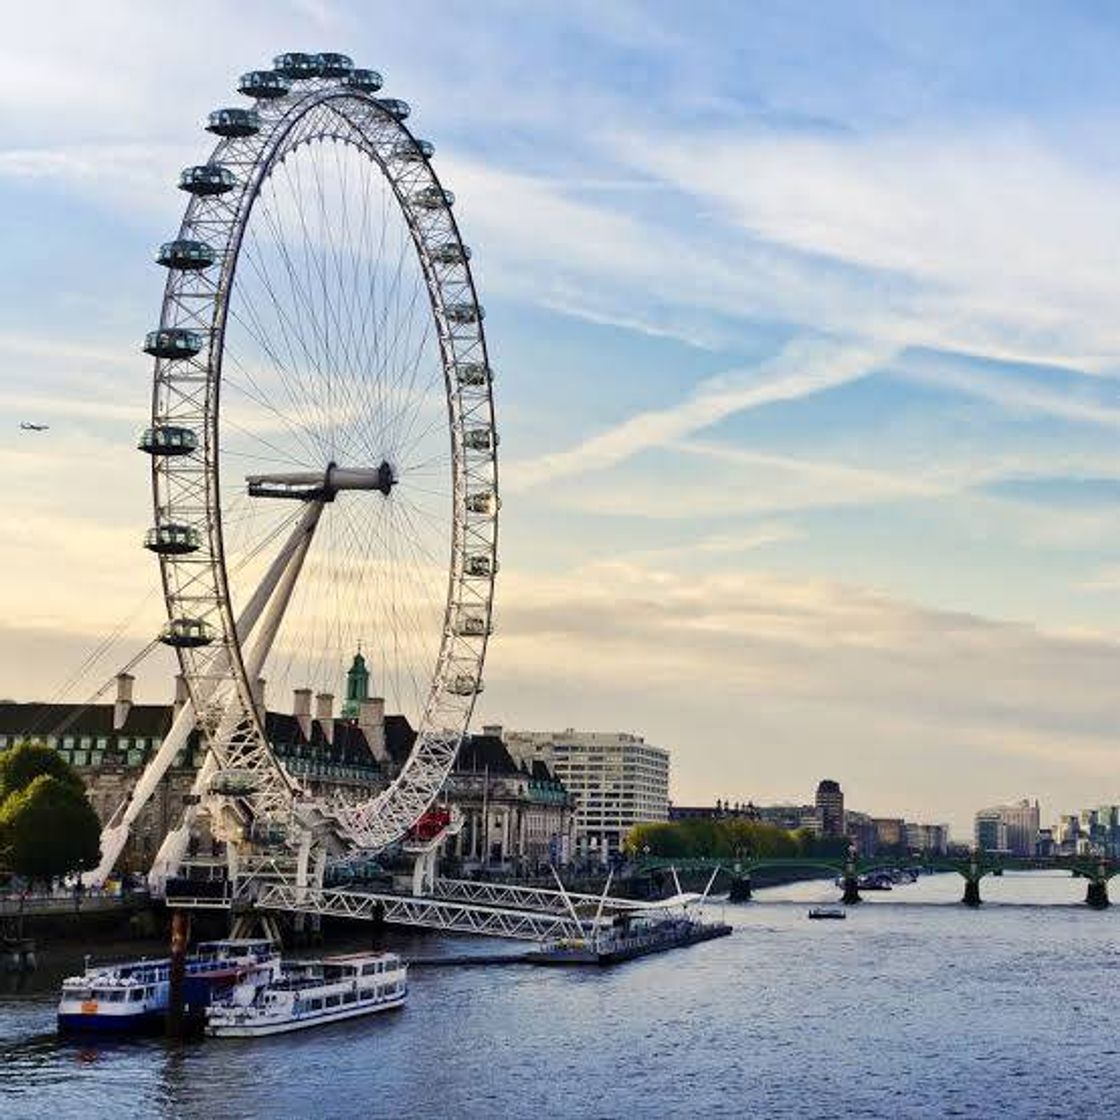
535,921,732,965
207,993,406,1037
57,1010,165,1035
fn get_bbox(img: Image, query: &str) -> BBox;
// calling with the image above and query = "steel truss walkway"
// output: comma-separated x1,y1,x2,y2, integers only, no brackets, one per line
251,883,587,941
429,878,646,914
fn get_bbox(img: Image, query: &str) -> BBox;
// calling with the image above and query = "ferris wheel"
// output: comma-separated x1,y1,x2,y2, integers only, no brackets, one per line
136,52,498,872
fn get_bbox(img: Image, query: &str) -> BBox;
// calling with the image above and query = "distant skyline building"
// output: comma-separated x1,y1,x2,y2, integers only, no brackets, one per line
974,809,1007,852
815,779,845,837
975,800,1039,855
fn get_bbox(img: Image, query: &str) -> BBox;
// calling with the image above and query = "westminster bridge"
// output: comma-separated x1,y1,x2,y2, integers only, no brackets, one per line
636,852,1119,908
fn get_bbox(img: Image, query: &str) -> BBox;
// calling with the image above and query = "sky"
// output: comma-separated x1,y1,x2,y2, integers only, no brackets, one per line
3,1,1120,835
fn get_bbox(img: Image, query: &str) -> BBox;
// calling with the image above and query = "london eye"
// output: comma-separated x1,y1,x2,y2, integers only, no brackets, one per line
102,51,498,889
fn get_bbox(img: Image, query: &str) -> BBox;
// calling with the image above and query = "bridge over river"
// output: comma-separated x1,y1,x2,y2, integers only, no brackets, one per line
636,853,1119,908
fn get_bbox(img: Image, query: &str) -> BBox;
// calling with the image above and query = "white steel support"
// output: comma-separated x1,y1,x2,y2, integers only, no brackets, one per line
148,501,323,890
86,502,325,888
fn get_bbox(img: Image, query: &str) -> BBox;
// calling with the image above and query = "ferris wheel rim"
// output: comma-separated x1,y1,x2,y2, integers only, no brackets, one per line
145,66,498,853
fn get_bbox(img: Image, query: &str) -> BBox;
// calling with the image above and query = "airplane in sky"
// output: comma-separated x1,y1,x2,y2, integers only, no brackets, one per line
19,422,49,431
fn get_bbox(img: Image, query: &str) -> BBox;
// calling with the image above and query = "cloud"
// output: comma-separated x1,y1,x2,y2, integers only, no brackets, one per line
506,336,892,491
480,559,1120,830
609,124,1120,368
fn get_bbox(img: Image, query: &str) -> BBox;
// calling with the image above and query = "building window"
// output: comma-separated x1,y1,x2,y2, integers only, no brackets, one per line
96,737,108,750
118,738,130,751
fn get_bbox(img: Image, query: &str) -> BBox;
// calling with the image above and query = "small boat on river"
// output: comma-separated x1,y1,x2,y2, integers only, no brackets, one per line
57,939,279,1034
206,951,407,1037
808,906,846,920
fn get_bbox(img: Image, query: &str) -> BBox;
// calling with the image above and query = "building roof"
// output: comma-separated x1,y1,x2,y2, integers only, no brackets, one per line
0,700,401,773
0,701,177,740
455,734,521,775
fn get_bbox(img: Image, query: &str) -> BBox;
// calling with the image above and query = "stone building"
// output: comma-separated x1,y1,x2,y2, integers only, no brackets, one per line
443,733,574,873
0,656,576,878
0,666,391,871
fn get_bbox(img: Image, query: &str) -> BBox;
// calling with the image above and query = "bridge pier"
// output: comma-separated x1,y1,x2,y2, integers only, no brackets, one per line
841,849,861,904
728,874,752,903
1086,879,1110,909
962,878,981,907
166,909,190,1038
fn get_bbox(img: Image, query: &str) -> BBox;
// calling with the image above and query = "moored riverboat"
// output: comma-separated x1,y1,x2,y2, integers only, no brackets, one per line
206,951,407,1037
57,939,279,1034
535,913,731,965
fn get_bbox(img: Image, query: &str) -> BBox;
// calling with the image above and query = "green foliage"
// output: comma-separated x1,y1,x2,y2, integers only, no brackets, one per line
0,743,100,881
0,740,83,804
625,818,852,862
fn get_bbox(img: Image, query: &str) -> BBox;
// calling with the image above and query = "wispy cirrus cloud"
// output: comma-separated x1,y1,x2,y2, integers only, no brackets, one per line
506,337,892,491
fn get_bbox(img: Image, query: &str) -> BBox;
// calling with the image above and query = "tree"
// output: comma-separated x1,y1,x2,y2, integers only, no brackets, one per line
0,740,83,804
0,774,101,882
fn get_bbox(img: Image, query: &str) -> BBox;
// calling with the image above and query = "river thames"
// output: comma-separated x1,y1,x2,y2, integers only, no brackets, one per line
1,871,1117,1118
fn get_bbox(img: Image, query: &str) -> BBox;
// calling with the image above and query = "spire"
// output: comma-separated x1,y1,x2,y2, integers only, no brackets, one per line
342,647,370,718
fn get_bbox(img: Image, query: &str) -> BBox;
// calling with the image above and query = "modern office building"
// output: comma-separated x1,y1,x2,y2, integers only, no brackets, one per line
974,809,1006,853
815,779,845,837
904,822,950,856
501,727,670,864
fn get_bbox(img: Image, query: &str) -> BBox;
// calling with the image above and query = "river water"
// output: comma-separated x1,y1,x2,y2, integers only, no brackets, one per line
1,871,1118,1118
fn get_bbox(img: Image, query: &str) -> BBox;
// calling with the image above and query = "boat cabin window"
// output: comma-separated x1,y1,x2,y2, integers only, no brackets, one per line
342,991,356,1004
130,989,145,1001
325,994,341,1008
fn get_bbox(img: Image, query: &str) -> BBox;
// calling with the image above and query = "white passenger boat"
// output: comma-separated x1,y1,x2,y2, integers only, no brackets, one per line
57,939,279,1034
206,951,407,1037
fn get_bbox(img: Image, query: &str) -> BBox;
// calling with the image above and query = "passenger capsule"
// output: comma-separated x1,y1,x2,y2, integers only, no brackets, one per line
156,240,216,271
432,242,470,265
465,491,500,516
178,165,237,196
446,303,483,325
375,98,411,121
412,185,454,211
456,362,491,386
273,52,322,79
143,329,204,359
238,70,291,100
315,52,354,78
143,524,201,555
342,68,383,93
463,428,498,453
159,618,215,648
453,616,491,637
207,107,261,137
447,674,483,696
251,815,289,846
209,769,260,795
138,426,199,456
392,138,434,163
465,554,497,578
